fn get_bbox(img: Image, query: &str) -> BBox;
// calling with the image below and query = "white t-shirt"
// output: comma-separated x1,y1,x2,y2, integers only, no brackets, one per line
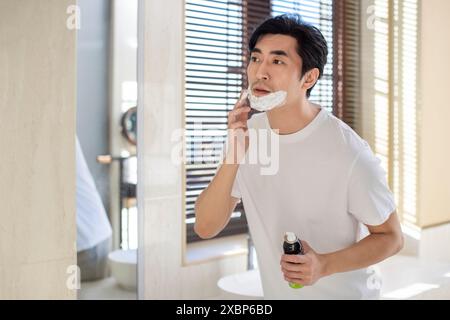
230,107,396,300
76,137,112,252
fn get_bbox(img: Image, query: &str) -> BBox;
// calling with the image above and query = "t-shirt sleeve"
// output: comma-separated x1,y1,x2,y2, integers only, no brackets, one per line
347,146,397,226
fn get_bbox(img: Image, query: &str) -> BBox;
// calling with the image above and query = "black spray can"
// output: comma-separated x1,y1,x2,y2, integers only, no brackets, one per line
283,232,304,289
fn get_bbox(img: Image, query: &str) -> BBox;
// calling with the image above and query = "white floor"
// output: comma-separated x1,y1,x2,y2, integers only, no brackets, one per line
78,277,137,300
379,255,450,299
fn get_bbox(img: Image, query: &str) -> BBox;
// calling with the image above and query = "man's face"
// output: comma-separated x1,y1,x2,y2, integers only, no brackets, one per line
247,34,304,104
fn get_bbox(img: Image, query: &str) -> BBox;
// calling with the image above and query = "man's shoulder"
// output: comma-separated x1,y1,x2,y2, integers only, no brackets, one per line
321,112,370,160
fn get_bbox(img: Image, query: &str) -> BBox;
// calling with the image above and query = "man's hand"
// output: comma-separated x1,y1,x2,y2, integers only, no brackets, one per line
225,90,251,165
280,240,327,287
279,212,403,288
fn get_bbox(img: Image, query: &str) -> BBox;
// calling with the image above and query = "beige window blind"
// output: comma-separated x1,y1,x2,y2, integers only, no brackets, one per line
370,0,419,226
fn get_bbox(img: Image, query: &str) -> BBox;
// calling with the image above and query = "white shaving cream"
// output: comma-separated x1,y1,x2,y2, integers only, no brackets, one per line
245,87,287,112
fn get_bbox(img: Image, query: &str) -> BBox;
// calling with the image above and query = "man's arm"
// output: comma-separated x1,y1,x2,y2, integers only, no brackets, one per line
281,211,403,287
321,211,403,276
194,163,241,239
194,92,251,239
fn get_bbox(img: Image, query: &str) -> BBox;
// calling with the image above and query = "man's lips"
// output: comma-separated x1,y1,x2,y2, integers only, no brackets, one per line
252,88,271,96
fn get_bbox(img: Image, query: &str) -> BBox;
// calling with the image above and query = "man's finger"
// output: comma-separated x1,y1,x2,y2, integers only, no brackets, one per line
281,254,309,264
229,121,246,129
281,262,302,272
229,107,251,119
283,270,306,279
281,262,311,273
281,264,311,278
284,276,307,286
300,240,311,253
229,121,248,130
281,266,304,277
228,107,250,125
233,89,249,110
231,92,248,112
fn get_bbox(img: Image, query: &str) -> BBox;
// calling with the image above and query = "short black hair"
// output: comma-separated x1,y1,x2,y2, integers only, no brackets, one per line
249,14,328,98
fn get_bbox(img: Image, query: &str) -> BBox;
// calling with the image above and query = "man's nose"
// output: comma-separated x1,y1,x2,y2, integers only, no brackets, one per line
255,62,270,81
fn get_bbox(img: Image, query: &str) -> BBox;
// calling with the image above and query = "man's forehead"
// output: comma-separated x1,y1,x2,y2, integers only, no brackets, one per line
253,34,298,54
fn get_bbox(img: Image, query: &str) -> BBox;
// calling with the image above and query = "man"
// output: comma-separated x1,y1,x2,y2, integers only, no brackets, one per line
76,136,112,281
194,14,403,299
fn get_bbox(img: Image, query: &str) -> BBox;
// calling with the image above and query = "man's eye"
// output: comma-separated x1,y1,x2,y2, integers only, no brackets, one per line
273,59,284,65
250,56,260,62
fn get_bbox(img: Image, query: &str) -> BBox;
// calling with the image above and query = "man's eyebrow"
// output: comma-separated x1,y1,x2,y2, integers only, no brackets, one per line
270,50,289,57
250,48,289,57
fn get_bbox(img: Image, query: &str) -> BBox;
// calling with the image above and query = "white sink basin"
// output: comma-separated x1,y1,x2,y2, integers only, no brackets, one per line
108,249,137,291
217,269,264,299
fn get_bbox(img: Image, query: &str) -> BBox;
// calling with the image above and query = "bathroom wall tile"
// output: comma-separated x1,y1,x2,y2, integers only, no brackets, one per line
141,197,183,299
0,0,76,298
0,258,76,300
139,154,183,200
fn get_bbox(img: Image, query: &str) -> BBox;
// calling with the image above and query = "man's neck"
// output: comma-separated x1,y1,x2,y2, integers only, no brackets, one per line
266,98,321,135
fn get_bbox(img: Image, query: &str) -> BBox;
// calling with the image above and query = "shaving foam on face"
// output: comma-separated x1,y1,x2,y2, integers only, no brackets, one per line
246,87,287,112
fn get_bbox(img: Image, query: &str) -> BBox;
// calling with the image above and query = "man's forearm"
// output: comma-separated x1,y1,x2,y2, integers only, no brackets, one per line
194,162,240,238
198,162,239,209
321,232,403,277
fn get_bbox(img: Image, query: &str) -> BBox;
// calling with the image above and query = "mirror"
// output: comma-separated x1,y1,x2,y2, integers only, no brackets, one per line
76,0,138,300
121,106,137,146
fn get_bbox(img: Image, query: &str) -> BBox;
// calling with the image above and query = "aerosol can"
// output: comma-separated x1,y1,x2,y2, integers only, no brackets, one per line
283,232,304,289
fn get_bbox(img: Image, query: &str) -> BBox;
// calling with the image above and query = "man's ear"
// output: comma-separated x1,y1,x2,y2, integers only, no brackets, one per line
301,68,320,91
